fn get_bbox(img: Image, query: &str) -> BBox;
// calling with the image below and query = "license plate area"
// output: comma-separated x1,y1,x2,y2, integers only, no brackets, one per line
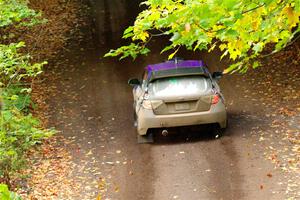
175,103,190,111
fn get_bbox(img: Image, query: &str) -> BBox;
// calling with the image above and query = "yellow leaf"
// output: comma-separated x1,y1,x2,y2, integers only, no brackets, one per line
219,43,227,51
149,12,160,21
223,68,229,74
140,31,149,42
115,186,120,192
282,6,300,29
252,20,259,30
229,50,239,60
208,42,217,52
168,48,179,60
227,40,242,60
212,25,225,32
96,194,102,200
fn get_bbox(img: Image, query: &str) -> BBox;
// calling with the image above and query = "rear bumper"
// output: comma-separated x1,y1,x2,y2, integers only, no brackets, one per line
136,102,227,135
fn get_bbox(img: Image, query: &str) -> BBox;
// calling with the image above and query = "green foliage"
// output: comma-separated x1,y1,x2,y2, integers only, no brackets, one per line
105,43,150,59
0,43,53,184
0,42,51,186
1,87,32,113
0,87,54,183
0,42,46,87
0,184,22,200
0,0,42,27
105,0,300,73
0,0,52,189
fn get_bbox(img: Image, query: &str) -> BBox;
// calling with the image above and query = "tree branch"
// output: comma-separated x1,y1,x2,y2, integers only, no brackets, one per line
261,34,300,58
242,3,265,14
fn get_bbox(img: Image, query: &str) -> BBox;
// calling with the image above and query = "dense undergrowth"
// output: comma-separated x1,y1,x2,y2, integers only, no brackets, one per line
0,1,54,198
0,0,88,198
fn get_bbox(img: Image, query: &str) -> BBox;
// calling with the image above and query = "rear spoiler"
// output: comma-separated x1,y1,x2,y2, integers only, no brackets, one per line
148,67,210,83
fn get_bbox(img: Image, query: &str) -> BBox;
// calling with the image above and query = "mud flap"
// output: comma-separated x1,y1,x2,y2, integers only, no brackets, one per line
137,133,154,144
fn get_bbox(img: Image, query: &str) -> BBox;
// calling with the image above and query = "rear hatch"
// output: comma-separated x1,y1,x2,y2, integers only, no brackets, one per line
148,76,213,115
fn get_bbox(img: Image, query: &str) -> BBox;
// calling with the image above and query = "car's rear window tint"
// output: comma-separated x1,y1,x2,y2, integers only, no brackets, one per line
149,76,211,98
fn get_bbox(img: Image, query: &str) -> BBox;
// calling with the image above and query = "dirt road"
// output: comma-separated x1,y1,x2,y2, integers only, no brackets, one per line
47,0,294,199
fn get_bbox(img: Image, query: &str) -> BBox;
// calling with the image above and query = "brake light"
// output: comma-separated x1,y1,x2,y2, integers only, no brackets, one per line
212,95,220,104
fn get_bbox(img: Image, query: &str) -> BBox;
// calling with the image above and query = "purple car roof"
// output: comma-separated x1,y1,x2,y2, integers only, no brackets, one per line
145,60,209,82
146,60,205,72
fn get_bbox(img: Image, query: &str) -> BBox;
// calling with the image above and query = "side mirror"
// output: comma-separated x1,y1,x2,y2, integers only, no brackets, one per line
128,78,141,86
212,71,223,80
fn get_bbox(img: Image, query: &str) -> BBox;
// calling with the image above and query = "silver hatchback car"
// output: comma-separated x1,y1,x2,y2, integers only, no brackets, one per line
128,59,227,142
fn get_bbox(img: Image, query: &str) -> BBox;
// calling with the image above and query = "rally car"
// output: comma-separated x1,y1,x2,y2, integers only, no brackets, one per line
128,59,227,142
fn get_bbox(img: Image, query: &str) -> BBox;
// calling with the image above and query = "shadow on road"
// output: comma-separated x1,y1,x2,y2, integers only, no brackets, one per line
150,111,264,145
152,125,217,144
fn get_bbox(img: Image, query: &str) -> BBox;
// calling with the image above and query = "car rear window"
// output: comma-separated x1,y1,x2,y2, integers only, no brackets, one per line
148,76,211,98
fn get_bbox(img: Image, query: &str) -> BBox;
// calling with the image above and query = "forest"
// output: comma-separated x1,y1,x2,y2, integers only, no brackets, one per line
0,0,299,199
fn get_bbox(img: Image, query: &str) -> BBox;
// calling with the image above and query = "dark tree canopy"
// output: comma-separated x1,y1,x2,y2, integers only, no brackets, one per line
105,0,300,73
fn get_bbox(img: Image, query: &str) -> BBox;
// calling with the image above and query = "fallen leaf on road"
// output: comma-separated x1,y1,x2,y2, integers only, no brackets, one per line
260,185,264,190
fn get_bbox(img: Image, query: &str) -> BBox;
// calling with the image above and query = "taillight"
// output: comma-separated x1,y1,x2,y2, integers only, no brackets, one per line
212,95,220,104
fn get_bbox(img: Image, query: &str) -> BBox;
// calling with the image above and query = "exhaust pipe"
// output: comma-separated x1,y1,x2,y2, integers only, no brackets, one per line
161,129,168,136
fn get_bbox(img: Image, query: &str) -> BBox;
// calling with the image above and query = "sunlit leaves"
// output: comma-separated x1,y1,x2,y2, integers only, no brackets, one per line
282,5,300,29
0,0,42,27
104,43,150,60
0,184,22,200
168,47,179,60
252,42,264,54
0,0,51,187
106,0,300,73
0,43,47,87
0,43,50,187
122,26,134,39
